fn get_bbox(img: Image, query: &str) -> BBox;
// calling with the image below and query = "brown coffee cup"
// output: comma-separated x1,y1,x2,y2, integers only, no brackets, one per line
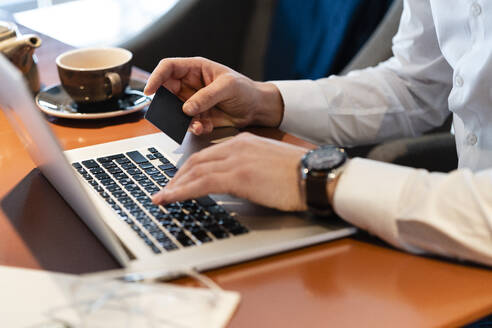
56,47,132,104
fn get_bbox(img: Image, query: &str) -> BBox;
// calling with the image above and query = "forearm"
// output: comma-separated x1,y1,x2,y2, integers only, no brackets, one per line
272,60,451,147
332,158,492,266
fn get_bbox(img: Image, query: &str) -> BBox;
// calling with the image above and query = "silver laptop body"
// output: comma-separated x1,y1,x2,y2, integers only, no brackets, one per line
0,55,355,277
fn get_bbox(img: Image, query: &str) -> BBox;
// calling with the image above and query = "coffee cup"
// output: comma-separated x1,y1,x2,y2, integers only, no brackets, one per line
56,47,132,104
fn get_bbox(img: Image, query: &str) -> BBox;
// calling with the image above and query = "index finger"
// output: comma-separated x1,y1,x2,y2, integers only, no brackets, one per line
144,57,204,95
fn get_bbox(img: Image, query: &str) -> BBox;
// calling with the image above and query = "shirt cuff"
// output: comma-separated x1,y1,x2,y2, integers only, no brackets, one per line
333,157,415,248
270,80,330,145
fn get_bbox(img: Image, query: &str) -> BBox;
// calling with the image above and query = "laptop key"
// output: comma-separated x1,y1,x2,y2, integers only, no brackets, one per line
107,167,123,175
132,174,147,181
164,168,177,178
95,173,110,180
102,162,117,169
115,157,130,164
151,245,162,254
146,154,156,160
112,191,126,198
111,204,122,211
106,184,122,192
148,147,158,153
176,232,195,247
118,178,133,185
126,151,147,164
130,208,145,216
144,167,159,175
109,154,125,160
99,191,110,198
82,174,92,180
191,229,212,243
123,203,138,211
124,183,139,191
121,163,136,170
118,196,133,204
97,157,112,163
82,159,99,169
228,226,249,235
139,179,154,186
155,180,167,187
160,240,178,251
139,162,154,169
130,190,146,198
77,168,87,175
150,230,166,240
207,205,226,214
126,168,142,176
72,162,82,169
158,163,176,171
144,186,159,193
150,173,165,180
90,167,104,175
100,179,116,186
204,224,229,239
195,196,216,207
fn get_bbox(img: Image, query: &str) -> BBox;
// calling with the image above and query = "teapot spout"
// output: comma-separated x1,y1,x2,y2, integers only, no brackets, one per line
0,34,42,73
22,34,42,48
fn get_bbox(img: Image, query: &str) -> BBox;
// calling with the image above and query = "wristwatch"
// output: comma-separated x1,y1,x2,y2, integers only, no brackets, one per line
300,145,348,214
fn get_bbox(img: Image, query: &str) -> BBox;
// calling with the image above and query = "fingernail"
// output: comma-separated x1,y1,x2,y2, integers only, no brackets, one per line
192,122,202,135
183,102,197,115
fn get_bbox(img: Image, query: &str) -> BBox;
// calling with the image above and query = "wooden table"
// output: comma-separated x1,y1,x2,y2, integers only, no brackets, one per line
1,28,492,328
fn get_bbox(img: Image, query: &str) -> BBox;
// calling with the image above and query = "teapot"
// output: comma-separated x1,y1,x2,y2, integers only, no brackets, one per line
0,21,42,93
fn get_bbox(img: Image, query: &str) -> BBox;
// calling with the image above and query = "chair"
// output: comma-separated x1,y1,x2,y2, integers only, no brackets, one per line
120,0,256,74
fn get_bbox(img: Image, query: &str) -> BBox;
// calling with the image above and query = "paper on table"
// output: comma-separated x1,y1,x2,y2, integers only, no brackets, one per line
0,266,240,328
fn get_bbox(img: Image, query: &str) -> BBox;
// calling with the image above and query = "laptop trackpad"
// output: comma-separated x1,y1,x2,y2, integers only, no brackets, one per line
213,194,328,231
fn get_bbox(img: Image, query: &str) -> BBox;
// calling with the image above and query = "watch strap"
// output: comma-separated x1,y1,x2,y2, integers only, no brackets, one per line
305,173,331,211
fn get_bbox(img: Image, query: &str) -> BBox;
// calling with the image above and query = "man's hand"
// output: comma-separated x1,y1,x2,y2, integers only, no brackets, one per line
144,57,284,135
152,133,308,212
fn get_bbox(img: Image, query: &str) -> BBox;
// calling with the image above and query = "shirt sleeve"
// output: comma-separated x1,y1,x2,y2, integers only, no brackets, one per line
271,0,453,147
335,158,492,266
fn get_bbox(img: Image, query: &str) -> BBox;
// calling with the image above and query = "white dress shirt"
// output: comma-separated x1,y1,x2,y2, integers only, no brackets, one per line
272,0,492,266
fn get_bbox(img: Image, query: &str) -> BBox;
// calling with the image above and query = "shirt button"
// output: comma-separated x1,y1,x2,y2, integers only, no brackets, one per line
455,75,464,87
471,3,482,17
466,133,478,146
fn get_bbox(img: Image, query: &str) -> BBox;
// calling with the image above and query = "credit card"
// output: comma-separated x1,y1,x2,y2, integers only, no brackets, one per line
144,86,192,144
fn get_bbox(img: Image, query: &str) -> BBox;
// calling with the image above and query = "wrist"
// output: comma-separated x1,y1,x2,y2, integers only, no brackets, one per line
300,146,348,214
251,81,284,127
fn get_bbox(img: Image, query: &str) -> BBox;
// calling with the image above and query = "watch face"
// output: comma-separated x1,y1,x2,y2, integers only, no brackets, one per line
304,146,346,171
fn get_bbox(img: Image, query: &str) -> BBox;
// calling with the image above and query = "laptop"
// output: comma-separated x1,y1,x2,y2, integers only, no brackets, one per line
0,55,355,278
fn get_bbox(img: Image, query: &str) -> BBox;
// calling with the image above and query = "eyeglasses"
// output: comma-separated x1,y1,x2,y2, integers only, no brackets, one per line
32,268,223,328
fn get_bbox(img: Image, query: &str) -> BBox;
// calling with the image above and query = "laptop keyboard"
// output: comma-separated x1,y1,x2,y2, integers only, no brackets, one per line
72,147,249,254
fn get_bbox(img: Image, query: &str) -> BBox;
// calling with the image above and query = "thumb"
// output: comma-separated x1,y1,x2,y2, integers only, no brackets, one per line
182,74,235,116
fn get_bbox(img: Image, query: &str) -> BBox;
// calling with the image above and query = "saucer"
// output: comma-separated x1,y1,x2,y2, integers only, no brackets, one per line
35,79,152,119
